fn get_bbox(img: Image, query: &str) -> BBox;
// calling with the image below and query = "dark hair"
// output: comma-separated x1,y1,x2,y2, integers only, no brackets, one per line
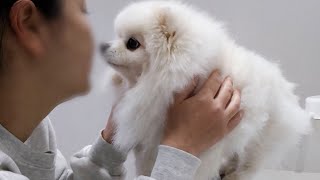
0,0,61,69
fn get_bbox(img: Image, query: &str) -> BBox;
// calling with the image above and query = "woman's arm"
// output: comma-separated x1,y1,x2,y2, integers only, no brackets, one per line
0,71,241,180
66,135,201,180
98,70,242,180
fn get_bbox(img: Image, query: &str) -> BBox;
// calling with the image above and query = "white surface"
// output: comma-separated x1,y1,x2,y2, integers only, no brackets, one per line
258,170,320,180
306,96,320,119
301,97,320,172
301,120,320,172
49,0,320,173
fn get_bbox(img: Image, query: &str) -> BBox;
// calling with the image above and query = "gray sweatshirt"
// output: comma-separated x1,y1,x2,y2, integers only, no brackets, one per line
0,117,201,180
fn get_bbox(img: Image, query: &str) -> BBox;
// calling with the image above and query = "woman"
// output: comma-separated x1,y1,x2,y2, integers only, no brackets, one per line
0,0,243,179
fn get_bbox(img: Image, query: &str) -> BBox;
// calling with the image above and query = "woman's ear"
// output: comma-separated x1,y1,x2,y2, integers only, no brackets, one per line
9,0,47,58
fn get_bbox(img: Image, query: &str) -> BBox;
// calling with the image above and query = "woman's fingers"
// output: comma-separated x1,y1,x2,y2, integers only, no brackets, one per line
215,77,233,107
163,71,244,156
197,70,222,98
225,89,241,119
174,77,198,104
102,107,117,143
227,110,244,133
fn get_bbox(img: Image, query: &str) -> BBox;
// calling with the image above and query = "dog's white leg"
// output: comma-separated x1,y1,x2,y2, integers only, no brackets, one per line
133,145,158,177
219,154,239,179
221,138,266,180
195,143,225,180
223,117,306,180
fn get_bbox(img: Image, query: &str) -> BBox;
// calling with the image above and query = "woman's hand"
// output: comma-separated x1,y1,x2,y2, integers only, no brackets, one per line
161,70,243,156
102,108,116,144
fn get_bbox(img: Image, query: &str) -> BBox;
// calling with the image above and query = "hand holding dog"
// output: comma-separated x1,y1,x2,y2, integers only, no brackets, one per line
103,70,243,156
161,70,243,156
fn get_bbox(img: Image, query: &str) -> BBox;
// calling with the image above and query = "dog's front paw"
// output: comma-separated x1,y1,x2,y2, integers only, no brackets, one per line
222,171,256,180
222,172,238,180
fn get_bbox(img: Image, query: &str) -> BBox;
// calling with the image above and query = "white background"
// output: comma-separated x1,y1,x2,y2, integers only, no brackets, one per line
50,0,320,171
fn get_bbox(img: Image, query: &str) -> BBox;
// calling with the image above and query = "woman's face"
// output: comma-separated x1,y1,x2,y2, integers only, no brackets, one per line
43,0,94,99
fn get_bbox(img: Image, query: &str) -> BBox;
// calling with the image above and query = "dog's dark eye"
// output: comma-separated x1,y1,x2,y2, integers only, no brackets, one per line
126,38,141,51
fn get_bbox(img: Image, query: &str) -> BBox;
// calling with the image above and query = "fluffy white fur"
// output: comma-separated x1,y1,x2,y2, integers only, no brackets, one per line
101,1,312,179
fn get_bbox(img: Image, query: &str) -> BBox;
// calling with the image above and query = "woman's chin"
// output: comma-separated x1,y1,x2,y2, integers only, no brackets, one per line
78,80,91,95
67,80,91,99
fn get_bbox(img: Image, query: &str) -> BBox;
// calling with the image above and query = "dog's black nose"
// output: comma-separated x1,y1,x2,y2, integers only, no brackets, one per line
100,43,110,53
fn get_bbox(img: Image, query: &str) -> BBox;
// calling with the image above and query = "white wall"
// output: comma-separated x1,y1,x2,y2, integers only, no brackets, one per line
49,0,320,171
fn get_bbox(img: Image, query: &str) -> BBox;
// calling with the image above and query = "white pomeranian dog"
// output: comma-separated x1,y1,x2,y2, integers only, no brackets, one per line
100,1,311,179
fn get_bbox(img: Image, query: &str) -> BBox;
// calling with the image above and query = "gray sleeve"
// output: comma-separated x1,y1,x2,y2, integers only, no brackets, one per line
149,145,201,180
68,133,127,180
0,172,29,180
0,134,201,180
69,136,201,180
133,146,201,180
0,151,30,180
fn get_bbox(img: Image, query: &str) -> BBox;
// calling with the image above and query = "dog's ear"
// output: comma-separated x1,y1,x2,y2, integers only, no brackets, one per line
150,7,179,53
146,6,188,69
157,7,177,43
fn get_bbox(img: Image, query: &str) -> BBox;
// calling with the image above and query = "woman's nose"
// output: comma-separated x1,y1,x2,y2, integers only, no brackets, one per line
100,43,110,53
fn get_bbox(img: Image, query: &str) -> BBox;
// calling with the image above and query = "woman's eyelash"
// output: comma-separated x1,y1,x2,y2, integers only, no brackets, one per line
82,8,89,14
81,6,90,14
81,8,89,14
